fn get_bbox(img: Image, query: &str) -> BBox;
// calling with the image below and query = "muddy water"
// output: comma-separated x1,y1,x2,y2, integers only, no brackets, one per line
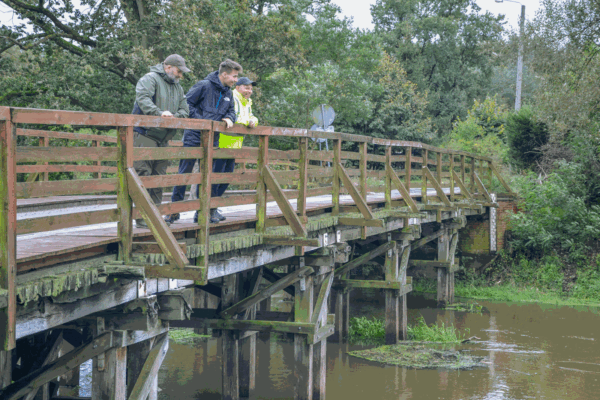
158,290,600,399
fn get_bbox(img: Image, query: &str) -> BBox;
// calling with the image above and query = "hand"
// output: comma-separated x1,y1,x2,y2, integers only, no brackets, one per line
248,120,256,128
223,118,233,129
161,111,173,118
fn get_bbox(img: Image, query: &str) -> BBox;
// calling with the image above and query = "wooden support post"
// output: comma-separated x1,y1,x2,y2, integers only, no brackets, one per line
436,152,442,188
126,337,155,399
238,334,256,399
332,289,349,343
436,229,450,308
405,146,412,188
332,139,341,216
0,350,11,389
470,157,476,193
313,340,326,400
117,126,134,264
421,149,428,204
0,112,16,351
398,245,410,340
221,274,239,400
384,242,399,345
385,146,392,209
460,155,466,186
359,142,368,240
298,138,308,221
448,230,459,305
256,136,269,233
449,153,455,202
92,334,126,400
196,128,214,281
294,274,314,400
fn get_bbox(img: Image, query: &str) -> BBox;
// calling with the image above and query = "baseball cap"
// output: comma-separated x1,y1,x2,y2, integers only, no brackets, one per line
164,54,191,73
236,77,257,86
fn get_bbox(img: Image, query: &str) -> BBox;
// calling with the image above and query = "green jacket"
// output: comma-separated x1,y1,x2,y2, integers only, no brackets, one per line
133,64,189,143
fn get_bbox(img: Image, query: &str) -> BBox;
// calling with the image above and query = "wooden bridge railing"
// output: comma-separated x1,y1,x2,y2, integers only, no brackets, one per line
0,106,513,350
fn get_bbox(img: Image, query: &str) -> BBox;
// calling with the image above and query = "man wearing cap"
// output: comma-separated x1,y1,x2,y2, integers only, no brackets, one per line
131,54,190,229
233,77,259,129
166,59,243,225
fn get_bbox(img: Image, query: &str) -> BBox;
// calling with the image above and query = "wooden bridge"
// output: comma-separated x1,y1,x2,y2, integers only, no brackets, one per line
0,106,512,400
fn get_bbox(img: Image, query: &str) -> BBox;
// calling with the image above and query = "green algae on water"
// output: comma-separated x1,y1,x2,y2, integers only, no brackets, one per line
349,343,487,370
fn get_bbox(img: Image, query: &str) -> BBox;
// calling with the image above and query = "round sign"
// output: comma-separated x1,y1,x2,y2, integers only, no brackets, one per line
311,105,335,128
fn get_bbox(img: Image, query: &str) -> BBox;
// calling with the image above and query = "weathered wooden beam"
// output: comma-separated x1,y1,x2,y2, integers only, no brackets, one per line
117,126,134,264
261,165,307,237
422,167,452,207
127,334,168,400
171,318,315,334
220,266,314,319
195,128,213,283
408,260,452,268
22,331,63,400
103,265,145,279
474,171,493,202
0,333,115,400
0,112,16,351
126,168,189,270
132,242,187,254
256,135,268,233
157,288,194,321
332,279,412,290
337,163,375,220
334,241,395,277
452,170,472,200
142,264,206,280
410,229,445,250
311,272,333,325
262,235,319,247
338,217,384,228
262,268,295,297
386,167,419,212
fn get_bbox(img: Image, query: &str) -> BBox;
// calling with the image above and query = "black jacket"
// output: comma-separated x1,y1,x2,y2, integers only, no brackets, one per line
183,71,236,146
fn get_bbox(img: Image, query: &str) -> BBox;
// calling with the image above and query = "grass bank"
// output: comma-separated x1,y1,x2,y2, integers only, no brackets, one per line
413,254,600,307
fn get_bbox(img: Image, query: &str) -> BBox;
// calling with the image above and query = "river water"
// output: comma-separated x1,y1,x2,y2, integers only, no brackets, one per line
157,290,600,399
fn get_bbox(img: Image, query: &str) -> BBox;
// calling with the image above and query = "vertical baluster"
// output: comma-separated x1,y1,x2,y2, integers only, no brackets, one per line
256,135,269,233
42,136,50,181
471,157,476,193
0,111,16,351
488,160,493,190
421,149,428,205
332,139,341,216
298,137,308,221
449,153,455,202
360,141,368,239
117,126,133,264
405,146,412,189
460,155,466,186
197,127,214,272
385,146,392,209
94,139,101,179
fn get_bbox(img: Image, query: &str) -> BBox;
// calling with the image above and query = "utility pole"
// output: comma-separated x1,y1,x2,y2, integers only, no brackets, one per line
515,4,525,111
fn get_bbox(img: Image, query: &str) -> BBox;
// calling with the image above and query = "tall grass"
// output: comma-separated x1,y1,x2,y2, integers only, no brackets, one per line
348,316,465,344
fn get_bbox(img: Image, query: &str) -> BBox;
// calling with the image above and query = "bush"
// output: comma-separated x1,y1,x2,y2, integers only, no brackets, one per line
505,106,549,170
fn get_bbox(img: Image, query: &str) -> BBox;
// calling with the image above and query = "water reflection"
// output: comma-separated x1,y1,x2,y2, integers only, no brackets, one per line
159,291,600,399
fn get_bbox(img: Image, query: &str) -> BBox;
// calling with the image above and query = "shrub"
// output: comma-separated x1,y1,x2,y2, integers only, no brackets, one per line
505,106,549,170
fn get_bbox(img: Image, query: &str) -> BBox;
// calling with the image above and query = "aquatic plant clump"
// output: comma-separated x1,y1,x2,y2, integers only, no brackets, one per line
169,328,210,344
349,316,467,344
349,344,487,370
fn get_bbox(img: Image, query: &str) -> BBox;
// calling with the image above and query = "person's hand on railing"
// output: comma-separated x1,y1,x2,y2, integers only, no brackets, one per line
161,111,174,118
223,118,233,129
248,120,256,128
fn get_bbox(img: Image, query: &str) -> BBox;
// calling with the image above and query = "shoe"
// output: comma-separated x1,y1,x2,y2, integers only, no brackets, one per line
135,219,148,229
214,208,226,221
164,213,180,224
193,210,221,224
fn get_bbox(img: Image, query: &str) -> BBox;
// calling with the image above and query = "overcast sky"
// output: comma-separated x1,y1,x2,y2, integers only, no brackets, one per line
1,0,542,34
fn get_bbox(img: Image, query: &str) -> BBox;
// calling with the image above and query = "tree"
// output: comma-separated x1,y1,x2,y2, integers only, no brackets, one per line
371,0,504,137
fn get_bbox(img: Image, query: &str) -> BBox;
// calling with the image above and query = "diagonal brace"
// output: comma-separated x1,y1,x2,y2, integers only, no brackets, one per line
128,333,169,400
452,170,472,200
127,168,189,269
386,167,419,212
220,266,314,319
311,272,334,325
474,171,492,202
422,167,452,207
261,166,307,237
335,241,395,277
337,163,374,220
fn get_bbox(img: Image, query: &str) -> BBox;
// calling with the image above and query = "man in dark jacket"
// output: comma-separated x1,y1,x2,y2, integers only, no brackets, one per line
166,59,242,224
132,54,190,229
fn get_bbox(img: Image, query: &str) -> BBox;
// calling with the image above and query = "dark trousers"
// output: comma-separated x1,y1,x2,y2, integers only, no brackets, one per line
171,158,235,202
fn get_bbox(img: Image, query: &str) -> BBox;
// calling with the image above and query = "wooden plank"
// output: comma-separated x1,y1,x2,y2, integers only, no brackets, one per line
332,140,341,216
474,171,493,202
335,241,395,276
0,332,115,400
311,272,333,325
256,136,268,233
337,218,384,227
385,146,392,209
452,170,472,200
16,165,117,174
333,280,412,291
213,148,258,160
16,147,117,163
490,163,514,195
17,209,120,235
387,167,419,212
220,266,313,319
132,242,187,254
126,168,189,270
142,264,206,280
422,167,452,207
261,166,307,237
0,113,16,351
140,173,204,189
117,126,133,264
133,147,203,161
127,334,168,400
16,179,118,199
195,128,213,282
16,128,118,143
262,236,319,247
337,163,374,220
408,260,452,268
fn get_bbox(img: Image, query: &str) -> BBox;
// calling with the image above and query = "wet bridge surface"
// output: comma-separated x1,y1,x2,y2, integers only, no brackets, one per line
0,107,512,400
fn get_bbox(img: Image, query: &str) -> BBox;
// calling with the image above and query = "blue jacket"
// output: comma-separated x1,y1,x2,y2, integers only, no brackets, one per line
183,71,236,147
